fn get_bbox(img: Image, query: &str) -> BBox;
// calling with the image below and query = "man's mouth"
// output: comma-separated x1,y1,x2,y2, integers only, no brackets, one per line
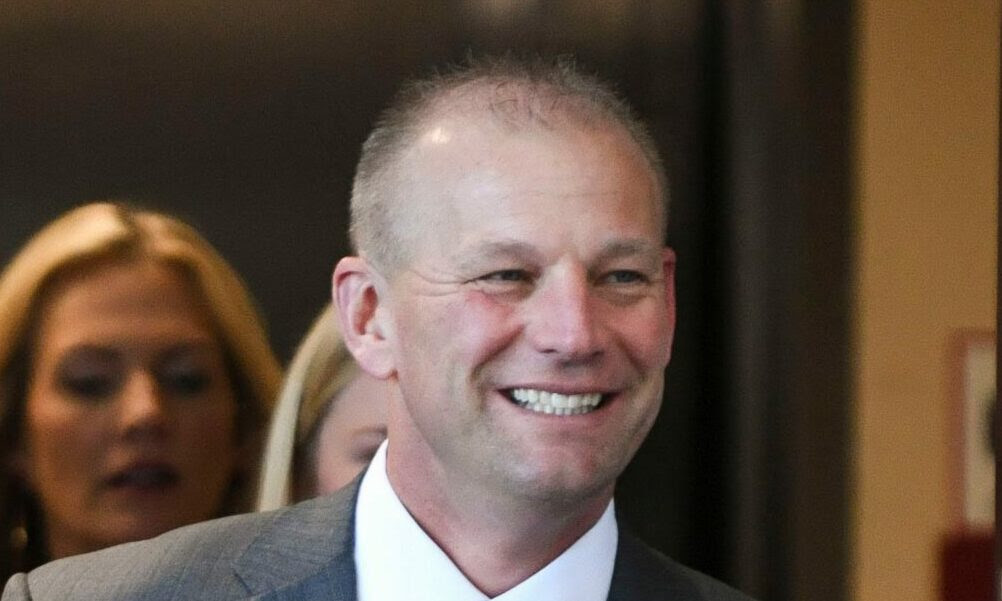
506,388,605,416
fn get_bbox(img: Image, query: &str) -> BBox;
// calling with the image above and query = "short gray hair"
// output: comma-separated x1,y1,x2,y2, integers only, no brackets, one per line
350,55,669,272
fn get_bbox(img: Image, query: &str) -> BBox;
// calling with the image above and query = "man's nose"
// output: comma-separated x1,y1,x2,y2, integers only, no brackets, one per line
117,371,170,440
525,268,605,363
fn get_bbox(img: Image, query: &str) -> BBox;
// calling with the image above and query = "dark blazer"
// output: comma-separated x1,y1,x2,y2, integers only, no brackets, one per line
2,481,753,600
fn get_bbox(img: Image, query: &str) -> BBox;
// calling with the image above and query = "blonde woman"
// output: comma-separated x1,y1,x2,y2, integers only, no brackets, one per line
0,202,281,581
257,303,387,511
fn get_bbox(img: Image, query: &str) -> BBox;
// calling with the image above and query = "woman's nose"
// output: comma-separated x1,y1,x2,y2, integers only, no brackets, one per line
117,371,170,440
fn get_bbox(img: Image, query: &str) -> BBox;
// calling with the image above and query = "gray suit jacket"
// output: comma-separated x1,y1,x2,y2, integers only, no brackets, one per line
2,481,753,600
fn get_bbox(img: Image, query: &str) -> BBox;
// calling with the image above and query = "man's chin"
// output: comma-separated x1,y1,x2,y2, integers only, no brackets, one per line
502,457,621,509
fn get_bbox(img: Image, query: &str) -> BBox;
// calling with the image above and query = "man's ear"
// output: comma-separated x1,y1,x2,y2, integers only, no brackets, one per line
661,247,677,360
333,256,396,379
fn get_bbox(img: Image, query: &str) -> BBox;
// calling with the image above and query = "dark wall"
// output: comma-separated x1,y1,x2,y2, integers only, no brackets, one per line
0,3,853,599
1,3,461,358
1,3,710,364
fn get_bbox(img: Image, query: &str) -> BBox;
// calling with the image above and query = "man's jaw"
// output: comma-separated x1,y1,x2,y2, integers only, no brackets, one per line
504,388,608,416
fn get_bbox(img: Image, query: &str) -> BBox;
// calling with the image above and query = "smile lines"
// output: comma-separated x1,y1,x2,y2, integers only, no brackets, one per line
509,388,603,416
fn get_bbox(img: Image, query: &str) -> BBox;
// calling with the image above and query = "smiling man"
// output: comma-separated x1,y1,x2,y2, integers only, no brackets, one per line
2,57,753,601
331,57,751,600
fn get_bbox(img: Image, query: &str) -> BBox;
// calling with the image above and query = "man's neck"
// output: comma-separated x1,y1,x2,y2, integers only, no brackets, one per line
386,448,613,597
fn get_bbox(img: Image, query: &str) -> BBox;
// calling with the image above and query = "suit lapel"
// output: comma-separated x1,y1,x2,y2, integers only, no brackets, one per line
232,479,362,601
608,530,698,601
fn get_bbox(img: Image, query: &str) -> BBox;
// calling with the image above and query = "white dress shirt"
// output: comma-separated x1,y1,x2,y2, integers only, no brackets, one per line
354,442,618,601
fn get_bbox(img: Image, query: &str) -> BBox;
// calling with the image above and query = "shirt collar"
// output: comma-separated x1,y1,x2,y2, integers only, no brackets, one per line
354,441,617,601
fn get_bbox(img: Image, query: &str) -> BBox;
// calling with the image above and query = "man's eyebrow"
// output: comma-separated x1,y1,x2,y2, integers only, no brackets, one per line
594,239,662,261
454,238,662,269
455,239,542,269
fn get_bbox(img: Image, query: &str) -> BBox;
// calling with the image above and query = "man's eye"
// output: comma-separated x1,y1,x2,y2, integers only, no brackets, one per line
481,269,531,282
603,270,649,284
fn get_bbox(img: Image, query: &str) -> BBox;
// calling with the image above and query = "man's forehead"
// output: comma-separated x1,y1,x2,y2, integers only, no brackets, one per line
379,110,665,270
404,112,647,176
454,237,664,266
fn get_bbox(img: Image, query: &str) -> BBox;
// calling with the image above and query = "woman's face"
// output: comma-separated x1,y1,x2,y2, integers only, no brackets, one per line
19,259,241,559
312,371,388,495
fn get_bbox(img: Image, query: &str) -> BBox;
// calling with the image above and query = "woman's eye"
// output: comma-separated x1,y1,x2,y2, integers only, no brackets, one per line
159,369,211,396
59,373,117,400
54,351,121,401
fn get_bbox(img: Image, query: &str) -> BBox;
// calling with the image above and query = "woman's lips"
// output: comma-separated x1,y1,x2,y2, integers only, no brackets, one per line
105,463,180,491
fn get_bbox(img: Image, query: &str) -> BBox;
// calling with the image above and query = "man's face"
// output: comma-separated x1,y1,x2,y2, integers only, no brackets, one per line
376,117,675,508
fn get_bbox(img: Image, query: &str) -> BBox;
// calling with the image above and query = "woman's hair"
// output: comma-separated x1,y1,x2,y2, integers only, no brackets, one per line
256,303,359,511
0,201,282,577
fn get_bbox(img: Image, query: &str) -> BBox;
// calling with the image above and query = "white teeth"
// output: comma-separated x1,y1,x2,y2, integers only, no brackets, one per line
509,389,603,415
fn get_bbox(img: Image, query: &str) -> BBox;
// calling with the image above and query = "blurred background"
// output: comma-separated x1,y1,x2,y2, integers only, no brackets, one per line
0,2,997,600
